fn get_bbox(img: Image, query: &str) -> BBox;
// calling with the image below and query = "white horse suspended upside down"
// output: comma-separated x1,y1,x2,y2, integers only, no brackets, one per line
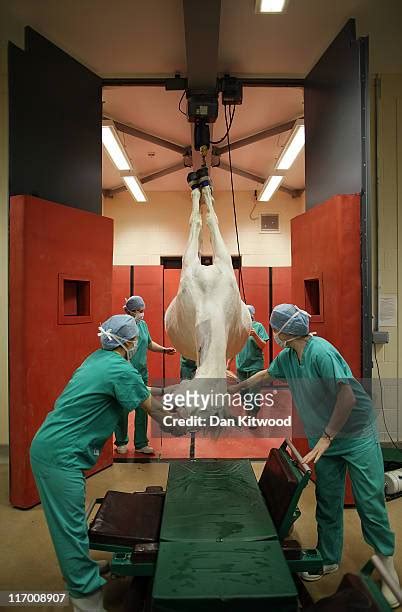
164,171,252,422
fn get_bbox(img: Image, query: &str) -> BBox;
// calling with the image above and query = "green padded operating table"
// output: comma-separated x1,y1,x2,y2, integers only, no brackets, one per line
159,460,277,542
153,461,298,611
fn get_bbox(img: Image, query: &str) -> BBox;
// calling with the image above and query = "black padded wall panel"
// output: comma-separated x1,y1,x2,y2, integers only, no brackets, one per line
304,20,365,209
9,28,102,214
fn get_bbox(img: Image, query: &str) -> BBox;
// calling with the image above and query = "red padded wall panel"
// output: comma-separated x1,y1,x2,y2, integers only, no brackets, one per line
291,194,361,502
163,269,181,383
112,266,131,315
133,266,164,385
9,196,114,508
240,268,270,368
291,194,361,376
271,267,292,359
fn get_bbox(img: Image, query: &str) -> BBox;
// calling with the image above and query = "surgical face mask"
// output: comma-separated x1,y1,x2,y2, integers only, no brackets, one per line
126,339,138,361
273,332,302,349
273,332,287,349
134,312,145,321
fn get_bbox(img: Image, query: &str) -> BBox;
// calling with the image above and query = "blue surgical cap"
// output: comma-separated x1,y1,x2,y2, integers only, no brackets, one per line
270,304,310,336
125,295,145,312
247,304,255,316
98,315,138,350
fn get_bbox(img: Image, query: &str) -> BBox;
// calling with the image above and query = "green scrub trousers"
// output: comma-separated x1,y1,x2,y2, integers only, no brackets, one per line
115,370,149,450
268,335,395,566
315,435,394,564
31,458,105,599
115,319,152,450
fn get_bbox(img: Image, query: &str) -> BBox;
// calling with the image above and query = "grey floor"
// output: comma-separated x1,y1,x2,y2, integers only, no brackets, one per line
0,461,401,611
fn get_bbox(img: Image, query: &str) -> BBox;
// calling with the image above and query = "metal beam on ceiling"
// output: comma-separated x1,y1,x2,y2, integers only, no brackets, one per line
214,119,297,156
216,160,265,184
238,77,304,87
102,161,187,197
102,185,126,198
183,0,221,90
280,185,304,198
141,161,187,184
109,118,187,155
101,76,305,88
102,77,176,87
216,161,303,198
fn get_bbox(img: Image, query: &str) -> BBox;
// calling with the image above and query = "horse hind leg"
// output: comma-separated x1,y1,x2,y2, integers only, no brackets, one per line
183,186,202,268
201,184,232,266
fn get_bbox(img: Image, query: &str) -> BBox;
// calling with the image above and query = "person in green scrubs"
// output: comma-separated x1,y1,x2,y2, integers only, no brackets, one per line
228,304,269,419
30,315,179,612
114,295,176,455
229,304,400,608
180,355,197,380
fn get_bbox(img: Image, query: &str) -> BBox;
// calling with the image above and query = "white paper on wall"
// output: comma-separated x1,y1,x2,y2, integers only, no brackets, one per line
378,294,397,327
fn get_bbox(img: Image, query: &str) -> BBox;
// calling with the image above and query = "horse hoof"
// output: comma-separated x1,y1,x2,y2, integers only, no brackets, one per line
187,172,199,190
197,168,212,190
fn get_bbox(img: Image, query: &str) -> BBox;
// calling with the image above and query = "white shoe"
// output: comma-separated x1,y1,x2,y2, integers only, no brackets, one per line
383,587,401,610
378,554,401,609
136,445,155,454
71,588,106,611
115,444,128,454
300,564,339,582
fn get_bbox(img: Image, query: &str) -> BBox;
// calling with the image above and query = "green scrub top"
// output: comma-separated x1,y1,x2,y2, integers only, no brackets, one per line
180,355,197,370
236,321,269,372
267,336,377,454
131,320,152,379
30,349,150,470
180,355,197,380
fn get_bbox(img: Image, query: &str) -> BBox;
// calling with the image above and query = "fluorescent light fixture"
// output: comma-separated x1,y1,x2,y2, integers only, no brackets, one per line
256,0,288,13
276,120,305,170
121,173,147,203
102,120,131,171
258,175,284,201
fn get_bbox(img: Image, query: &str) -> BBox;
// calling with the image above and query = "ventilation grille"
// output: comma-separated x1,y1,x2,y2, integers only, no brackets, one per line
260,213,279,232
